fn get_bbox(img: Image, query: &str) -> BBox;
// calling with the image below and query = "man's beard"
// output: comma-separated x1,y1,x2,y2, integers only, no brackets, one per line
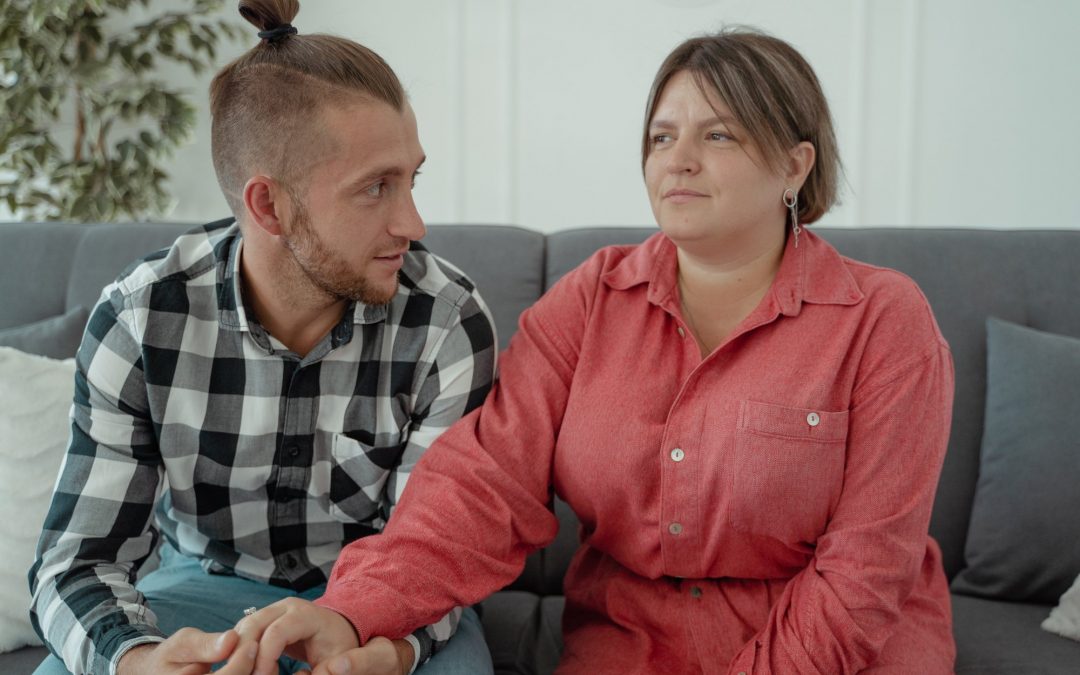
282,205,398,306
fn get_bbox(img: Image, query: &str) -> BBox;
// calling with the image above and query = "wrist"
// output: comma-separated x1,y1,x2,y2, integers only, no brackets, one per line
115,643,155,675
392,638,414,675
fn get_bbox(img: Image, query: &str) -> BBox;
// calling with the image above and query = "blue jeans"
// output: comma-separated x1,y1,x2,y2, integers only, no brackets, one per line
34,545,492,675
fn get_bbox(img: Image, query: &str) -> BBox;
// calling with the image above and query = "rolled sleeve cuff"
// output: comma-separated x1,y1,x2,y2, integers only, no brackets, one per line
107,631,166,675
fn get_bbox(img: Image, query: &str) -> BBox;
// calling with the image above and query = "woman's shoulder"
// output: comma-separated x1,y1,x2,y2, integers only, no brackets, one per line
841,255,933,313
838,255,950,354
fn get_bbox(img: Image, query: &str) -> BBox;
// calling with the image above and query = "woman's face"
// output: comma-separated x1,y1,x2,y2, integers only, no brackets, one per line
644,70,789,258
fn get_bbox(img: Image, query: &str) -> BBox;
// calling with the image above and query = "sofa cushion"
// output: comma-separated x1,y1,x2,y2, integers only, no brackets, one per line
0,223,87,330
1044,573,1080,642
64,222,193,313
951,319,1080,603
0,645,49,674
0,348,75,653
953,594,1080,674
481,591,542,675
480,591,564,675
0,306,88,360
423,225,544,350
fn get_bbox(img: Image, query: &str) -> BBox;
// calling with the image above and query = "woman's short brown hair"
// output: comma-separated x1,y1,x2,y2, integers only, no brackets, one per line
210,0,405,217
642,27,841,224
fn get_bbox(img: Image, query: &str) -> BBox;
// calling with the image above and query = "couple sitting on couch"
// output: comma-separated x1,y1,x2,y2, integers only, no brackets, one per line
29,1,956,674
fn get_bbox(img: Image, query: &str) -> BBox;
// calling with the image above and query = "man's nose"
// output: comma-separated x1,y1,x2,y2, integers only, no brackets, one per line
390,193,426,242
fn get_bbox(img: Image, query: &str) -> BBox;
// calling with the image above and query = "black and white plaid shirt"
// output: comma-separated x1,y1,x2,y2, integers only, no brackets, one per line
29,219,497,675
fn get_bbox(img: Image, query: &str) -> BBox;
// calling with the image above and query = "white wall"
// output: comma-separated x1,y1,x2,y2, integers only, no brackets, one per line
21,0,1080,231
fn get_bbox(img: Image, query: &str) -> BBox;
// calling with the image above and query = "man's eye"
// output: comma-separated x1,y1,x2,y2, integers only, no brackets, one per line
411,170,422,189
708,131,731,141
365,182,385,198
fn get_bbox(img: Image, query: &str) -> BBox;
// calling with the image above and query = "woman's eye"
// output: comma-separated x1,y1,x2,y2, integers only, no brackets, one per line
652,133,672,145
411,171,422,189
364,182,385,198
708,131,731,141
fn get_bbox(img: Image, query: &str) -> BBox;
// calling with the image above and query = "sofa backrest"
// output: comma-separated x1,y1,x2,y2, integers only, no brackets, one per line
4,221,1079,587
0,222,192,329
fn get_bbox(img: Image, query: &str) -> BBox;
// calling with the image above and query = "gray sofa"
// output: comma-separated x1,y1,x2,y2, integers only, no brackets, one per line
2,221,1079,674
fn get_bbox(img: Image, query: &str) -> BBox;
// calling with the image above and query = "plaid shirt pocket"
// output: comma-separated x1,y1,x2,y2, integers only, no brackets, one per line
330,432,398,524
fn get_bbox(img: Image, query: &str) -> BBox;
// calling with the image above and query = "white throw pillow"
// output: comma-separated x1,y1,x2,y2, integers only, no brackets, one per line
0,346,75,653
1044,573,1080,643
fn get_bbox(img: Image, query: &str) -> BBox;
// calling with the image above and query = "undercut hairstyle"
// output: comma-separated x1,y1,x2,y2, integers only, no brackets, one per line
210,0,405,217
642,27,842,224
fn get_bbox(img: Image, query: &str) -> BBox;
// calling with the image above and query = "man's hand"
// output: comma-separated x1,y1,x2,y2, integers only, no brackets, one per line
116,628,256,675
236,597,412,675
306,637,412,675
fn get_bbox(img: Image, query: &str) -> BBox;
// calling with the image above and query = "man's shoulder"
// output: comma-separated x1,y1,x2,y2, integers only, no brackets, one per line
112,218,238,299
398,241,483,312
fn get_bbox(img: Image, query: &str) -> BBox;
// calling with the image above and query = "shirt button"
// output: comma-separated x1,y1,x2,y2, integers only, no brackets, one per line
806,412,821,427
670,448,685,462
668,522,683,535
284,554,298,569
689,586,702,598
677,326,685,338
286,444,300,457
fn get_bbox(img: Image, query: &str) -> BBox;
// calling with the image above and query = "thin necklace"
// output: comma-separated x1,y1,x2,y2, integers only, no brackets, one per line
678,276,704,345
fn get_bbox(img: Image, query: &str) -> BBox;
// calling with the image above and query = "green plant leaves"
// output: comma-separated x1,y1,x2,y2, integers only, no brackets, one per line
0,0,241,222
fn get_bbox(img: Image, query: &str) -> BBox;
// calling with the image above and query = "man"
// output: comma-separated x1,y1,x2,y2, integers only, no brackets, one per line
29,7,496,675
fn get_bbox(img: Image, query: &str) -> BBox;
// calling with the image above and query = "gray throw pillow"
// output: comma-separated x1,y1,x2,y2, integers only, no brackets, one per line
0,306,89,360
951,318,1080,604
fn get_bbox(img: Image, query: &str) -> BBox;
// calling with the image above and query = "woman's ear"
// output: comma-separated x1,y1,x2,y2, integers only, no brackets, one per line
242,175,286,237
786,141,816,191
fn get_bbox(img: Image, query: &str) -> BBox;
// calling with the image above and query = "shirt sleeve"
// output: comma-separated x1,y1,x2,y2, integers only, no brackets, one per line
315,260,599,649
380,288,497,668
727,304,955,674
28,286,166,675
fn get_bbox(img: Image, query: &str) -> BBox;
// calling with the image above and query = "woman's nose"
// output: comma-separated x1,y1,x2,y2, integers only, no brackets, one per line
667,139,701,174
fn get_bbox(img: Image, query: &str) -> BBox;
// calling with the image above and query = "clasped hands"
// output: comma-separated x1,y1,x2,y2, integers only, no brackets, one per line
116,598,413,675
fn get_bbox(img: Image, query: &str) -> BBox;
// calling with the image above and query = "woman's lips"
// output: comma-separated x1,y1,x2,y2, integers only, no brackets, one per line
664,188,708,203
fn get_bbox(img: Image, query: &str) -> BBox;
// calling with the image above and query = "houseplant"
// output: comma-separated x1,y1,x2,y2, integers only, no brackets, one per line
0,0,242,221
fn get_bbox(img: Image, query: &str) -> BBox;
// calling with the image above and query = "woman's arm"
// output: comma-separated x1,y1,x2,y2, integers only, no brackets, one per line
315,254,602,645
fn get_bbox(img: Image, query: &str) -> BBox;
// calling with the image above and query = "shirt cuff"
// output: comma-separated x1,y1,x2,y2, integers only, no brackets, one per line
109,635,167,675
403,634,422,674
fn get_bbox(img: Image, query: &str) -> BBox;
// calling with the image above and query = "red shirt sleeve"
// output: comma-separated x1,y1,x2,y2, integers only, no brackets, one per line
316,253,607,644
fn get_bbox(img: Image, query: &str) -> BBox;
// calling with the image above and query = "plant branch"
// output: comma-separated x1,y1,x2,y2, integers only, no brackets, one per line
74,84,85,163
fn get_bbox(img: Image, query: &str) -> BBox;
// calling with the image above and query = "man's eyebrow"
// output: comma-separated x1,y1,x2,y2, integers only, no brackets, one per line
345,156,427,189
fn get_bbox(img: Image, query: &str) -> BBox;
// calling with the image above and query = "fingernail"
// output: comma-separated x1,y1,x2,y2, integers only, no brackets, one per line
247,644,258,660
331,657,351,674
215,632,228,650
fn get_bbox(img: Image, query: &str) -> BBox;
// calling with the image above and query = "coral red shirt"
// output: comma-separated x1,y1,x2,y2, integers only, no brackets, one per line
318,229,956,674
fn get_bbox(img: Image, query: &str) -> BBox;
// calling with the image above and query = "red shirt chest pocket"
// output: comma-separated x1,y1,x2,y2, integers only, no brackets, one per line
729,400,849,544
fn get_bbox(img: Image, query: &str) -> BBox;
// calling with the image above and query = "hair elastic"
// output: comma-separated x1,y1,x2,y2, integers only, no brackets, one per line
258,24,297,43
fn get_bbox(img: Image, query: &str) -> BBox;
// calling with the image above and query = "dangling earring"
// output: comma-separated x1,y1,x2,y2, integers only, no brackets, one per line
783,188,801,248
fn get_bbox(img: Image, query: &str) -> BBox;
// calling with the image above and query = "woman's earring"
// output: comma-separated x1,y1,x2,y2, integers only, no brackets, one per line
783,188,801,248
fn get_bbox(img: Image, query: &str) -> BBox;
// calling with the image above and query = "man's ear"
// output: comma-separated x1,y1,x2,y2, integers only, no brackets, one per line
785,141,816,192
242,175,286,237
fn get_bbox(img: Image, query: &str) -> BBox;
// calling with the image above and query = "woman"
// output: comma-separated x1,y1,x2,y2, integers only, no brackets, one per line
255,28,956,674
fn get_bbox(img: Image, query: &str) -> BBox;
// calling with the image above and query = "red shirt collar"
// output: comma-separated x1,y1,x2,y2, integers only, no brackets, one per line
601,228,864,317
